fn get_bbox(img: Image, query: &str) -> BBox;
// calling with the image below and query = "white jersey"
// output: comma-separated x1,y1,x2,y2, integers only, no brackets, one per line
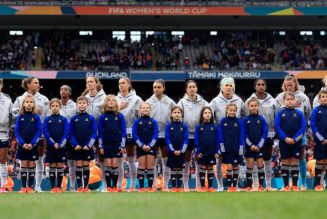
245,92,277,138
275,89,312,120
116,89,143,136
146,94,176,138
0,92,12,140
13,91,49,122
177,94,209,138
85,89,106,121
210,92,245,125
60,99,76,122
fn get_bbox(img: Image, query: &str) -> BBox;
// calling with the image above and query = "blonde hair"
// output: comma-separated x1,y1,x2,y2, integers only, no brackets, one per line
49,98,61,107
82,76,103,96
103,94,119,114
282,74,300,92
220,77,235,92
19,94,37,114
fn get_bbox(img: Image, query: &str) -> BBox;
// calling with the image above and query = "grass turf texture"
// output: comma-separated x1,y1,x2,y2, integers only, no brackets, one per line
0,191,325,219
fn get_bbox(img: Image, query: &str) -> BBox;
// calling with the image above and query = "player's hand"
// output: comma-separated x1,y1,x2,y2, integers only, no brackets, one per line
215,153,219,159
23,144,28,150
197,153,203,159
83,146,89,150
100,149,104,155
250,145,257,152
120,148,126,154
75,145,82,151
142,145,148,152
54,143,59,149
174,150,181,156
27,144,33,150
285,137,294,144
322,139,327,145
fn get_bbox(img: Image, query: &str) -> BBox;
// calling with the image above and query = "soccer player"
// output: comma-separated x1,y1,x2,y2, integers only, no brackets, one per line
177,80,209,191
310,90,327,191
116,77,143,192
194,107,219,192
165,106,189,192
98,95,126,192
146,79,176,191
15,95,42,193
243,98,268,192
0,79,13,193
43,98,69,193
69,96,97,192
132,102,159,192
219,103,244,192
275,92,306,192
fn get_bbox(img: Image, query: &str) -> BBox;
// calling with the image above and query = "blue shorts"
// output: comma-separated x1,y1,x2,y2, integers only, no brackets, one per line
198,154,216,166
222,152,243,165
279,143,300,159
136,146,157,158
16,145,39,161
0,140,9,149
245,147,265,159
72,148,94,161
46,147,67,163
102,145,123,159
314,141,327,160
167,154,185,169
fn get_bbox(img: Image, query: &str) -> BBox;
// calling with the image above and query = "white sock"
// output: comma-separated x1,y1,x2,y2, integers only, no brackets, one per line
195,161,201,188
216,159,223,189
67,160,76,190
252,164,259,189
162,157,170,188
264,160,272,188
321,171,325,186
117,159,123,188
183,161,190,189
100,162,106,189
0,164,8,188
128,156,137,188
35,156,44,189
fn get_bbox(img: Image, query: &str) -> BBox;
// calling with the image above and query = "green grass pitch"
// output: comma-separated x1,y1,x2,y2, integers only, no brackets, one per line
0,191,325,219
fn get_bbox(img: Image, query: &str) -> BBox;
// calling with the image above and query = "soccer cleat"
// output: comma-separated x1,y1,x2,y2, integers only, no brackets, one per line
266,187,277,192
195,187,203,192
207,187,215,192
315,185,324,192
200,187,207,192
116,187,123,192
227,187,237,192
50,188,57,193
162,187,169,192
128,186,135,193
177,188,183,193
34,187,43,193
0,187,7,193
292,186,299,192
171,187,177,192
56,187,62,193
139,188,146,193
245,187,253,192
77,187,84,193
183,188,190,192
19,188,28,193
258,186,266,192
83,187,90,193
300,186,307,192
280,186,291,192
148,188,157,193
216,187,224,192
111,188,119,193
27,187,35,193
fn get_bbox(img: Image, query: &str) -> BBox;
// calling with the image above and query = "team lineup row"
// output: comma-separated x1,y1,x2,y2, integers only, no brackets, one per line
0,74,326,193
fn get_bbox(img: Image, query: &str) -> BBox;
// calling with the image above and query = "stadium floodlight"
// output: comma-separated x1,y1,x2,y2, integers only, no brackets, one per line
171,31,184,36
300,31,313,36
320,31,326,36
79,31,93,36
131,31,141,42
210,31,218,36
113,31,126,40
278,31,286,36
9,30,23,36
146,31,154,37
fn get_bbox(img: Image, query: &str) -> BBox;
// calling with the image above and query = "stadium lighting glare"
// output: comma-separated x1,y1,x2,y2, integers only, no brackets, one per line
112,31,126,40
146,31,154,37
300,31,313,36
320,31,326,36
278,31,286,36
34,46,38,49
131,31,141,42
210,31,218,36
9,30,23,36
171,31,184,36
79,31,93,36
